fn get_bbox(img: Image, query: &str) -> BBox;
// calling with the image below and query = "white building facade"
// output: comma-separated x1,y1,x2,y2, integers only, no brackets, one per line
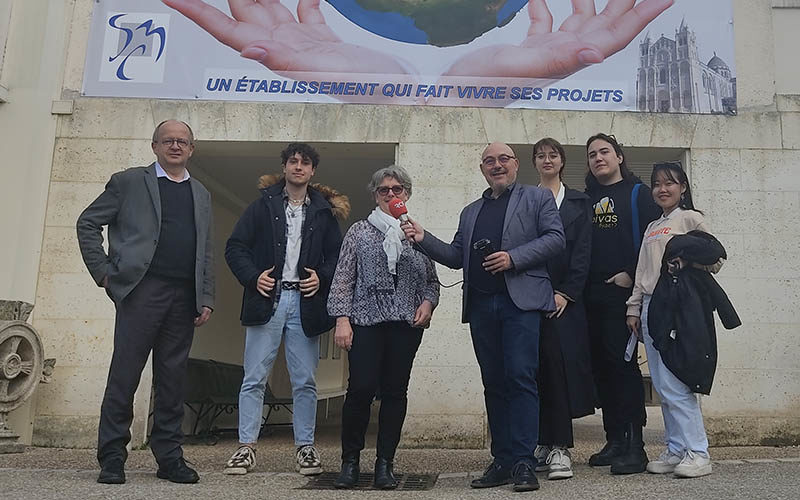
2,0,800,449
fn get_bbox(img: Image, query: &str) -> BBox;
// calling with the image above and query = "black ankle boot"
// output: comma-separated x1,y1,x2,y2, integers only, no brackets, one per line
333,455,360,489
373,457,398,490
588,429,627,466
611,423,648,475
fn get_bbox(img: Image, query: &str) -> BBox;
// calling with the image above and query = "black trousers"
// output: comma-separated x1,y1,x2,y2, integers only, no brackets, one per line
340,322,423,461
97,274,196,467
537,318,573,448
585,282,646,434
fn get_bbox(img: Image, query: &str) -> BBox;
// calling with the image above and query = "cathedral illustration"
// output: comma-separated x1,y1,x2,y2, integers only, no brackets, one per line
636,20,736,114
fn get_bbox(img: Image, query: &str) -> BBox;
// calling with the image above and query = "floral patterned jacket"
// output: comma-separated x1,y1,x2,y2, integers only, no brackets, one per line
327,220,439,327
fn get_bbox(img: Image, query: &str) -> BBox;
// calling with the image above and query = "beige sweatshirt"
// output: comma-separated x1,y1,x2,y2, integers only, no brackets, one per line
626,208,709,317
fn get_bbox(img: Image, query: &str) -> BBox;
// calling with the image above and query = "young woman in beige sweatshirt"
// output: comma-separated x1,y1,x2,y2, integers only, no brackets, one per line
625,162,717,479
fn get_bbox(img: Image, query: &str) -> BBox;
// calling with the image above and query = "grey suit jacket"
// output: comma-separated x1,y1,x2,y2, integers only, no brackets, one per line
76,163,215,313
419,183,565,323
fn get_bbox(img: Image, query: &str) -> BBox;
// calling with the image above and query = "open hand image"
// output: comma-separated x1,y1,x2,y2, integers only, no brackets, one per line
163,0,415,74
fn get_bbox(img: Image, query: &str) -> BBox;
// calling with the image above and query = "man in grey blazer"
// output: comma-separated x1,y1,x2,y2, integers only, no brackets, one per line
403,142,565,492
77,120,214,485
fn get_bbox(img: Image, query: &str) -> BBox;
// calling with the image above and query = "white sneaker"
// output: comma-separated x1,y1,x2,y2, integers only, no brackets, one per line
296,444,323,476
224,445,256,475
673,450,712,478
546,448,574,480
647,448,683,474
534,445,551,472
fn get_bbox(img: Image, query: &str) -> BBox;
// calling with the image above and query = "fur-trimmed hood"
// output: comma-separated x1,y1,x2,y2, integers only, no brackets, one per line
257,174,350,220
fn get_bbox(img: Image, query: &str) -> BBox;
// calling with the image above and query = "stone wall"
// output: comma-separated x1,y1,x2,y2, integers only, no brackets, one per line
31,93,800,447
13,0,800,447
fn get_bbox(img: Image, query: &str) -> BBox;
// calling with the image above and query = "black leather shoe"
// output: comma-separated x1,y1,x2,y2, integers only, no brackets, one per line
589,429,627,466
373,457,398,490
470,460,511,489
97,459,125,484
156,457,200,484
611,423,648,475
333,456,360,489
511,461,540,492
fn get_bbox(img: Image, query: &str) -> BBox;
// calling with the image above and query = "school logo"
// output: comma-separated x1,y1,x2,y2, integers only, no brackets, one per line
593,196,618,228
99,13,169,83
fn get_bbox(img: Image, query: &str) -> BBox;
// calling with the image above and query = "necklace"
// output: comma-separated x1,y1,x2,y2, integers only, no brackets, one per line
287,202,302,219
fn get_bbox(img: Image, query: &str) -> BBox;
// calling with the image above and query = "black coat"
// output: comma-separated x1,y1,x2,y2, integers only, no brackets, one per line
225,177,346,335
647,231,741,394
542,187,596,418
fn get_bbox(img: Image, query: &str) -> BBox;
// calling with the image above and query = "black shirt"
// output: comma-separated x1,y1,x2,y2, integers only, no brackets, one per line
148,177,197,282
586,179,660,283
468,184,513,295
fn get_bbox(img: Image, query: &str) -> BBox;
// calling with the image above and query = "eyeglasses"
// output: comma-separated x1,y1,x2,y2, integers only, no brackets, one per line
159,138,191,148
376,185,405,196
481,154,516,167
534,152,561,161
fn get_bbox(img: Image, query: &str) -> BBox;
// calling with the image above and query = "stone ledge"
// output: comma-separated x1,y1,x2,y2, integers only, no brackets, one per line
32,415,97,449
706,415,800,446
399,414,486,449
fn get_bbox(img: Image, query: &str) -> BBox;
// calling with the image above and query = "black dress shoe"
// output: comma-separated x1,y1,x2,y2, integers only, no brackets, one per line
333,457,360,489
156,457,200,484
470,460,511,489
97,459,125,484
373,457,398,490
511,461,540,492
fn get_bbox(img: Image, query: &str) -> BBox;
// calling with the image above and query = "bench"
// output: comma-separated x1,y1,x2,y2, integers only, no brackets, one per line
184,358,293,439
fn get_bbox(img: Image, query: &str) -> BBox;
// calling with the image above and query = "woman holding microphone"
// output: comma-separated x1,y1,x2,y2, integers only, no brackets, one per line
328,166,439,490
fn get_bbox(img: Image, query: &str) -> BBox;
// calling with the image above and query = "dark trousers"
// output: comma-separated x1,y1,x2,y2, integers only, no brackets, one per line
585,282,646,434
341,321,423,460
537,319,573,448
468,292,541,468
97,274,196,467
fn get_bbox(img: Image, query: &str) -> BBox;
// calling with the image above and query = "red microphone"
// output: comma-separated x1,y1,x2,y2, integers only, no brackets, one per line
388,197,409,223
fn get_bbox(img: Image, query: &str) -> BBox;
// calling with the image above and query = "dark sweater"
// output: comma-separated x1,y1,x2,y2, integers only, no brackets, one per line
468,185,512,295
585,179,660,283
148,177,196,282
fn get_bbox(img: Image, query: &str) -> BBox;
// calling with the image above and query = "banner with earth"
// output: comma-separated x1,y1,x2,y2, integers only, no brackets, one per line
83,0,736,113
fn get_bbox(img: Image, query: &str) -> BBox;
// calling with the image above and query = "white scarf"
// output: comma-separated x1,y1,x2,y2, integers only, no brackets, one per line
367,207,404,275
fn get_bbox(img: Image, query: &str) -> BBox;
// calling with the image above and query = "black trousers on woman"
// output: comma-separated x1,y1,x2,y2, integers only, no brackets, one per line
340,321,423,460
537,319,574,448
585,282,646,434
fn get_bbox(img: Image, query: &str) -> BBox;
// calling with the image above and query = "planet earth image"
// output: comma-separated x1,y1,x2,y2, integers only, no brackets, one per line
325,0,529,47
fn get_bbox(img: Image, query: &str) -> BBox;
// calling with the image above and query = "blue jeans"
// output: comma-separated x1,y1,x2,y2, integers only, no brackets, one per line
641,294,709,457
468,292,542,469
238,289,320,446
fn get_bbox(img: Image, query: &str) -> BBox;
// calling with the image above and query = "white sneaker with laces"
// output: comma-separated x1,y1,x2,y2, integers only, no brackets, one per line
673,450,712,478
647,448,683,474
546,448,574,480
296,444,323,476
224,445,256,475
534,445,551,472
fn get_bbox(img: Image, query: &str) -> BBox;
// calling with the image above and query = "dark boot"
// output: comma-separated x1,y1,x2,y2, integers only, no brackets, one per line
97,458,126,484
373,457,398,490
333,455,360,489
610,423,648,475
588,428,627,466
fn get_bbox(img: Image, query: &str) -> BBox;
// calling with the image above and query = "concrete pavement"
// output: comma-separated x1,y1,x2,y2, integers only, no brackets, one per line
2,410,799,499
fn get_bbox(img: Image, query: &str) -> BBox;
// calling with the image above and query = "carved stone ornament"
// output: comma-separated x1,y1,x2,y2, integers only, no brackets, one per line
0,300,56,453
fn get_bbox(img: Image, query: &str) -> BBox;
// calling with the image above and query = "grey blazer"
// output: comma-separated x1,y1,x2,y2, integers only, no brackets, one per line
419,184,565,323
76,163,215,313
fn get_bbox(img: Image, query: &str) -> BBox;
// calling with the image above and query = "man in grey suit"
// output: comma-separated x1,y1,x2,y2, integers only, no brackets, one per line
403,142,565,492
77,119,214,485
